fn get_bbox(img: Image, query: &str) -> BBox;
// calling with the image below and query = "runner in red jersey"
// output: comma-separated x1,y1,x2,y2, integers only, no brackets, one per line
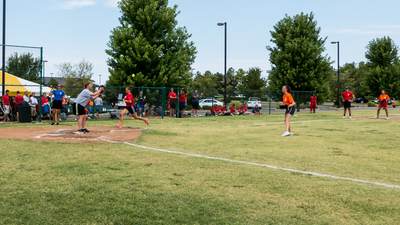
310,93,317,113
341,87,355,119
116,86,148,128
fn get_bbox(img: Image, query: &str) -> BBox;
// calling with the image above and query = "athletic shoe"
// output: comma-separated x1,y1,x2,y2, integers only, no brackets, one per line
281,132,291,137
83,128,90,133
290,132,293,135
56,123,59,126
51,122,55,125
374,116,379,118
342,116,345,119
74,129,85,134
386,117,389,120
116,123,122,128
145,118,149,125
349,116,352,119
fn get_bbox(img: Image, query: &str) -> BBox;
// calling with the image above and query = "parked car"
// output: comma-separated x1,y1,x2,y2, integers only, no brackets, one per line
235,94,244,98
116,100,126,109
199,99,224,108
372,98,394,105
355,98,368,103
247,97,262,109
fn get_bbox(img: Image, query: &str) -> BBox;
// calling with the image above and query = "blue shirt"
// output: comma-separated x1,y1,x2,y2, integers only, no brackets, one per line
53,89,65,101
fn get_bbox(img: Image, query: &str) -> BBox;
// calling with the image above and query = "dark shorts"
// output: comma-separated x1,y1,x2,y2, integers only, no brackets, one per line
126,105,137,115
179,102,185,111
53,100,62,109
73,103,86,116
192,102,199,109
285,105,295,116
139,104,144,109
170,101,176,109
344,100,351,109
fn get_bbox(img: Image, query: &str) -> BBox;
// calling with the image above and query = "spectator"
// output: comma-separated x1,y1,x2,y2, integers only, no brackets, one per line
191,90,203,117
220,103,229,115
2,90,10,122
252,104,261,115
230,104,236,116
62,97,68,106
238,104,244,115
341,86,355,119
168,88,177,117
179,89,189,117
310,93,317,113
211,105,220,116
14,91,24,122
41,93,49,106
49,83,66,125
94,96,103,118
23,91,30,102
29,92,39,121
156,106,162,116
137,91,146,116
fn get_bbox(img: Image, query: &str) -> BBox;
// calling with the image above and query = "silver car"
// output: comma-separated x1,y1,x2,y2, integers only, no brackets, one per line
247,97,262,109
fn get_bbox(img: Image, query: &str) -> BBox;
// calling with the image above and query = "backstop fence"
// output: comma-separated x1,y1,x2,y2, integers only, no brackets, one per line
1,84,315,121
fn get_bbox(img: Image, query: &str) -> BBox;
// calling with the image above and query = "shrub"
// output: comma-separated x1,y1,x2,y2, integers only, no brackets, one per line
202,106,212,110
368,101,378,107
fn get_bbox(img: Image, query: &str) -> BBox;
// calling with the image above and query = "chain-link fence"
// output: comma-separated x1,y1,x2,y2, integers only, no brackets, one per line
0,84,316,121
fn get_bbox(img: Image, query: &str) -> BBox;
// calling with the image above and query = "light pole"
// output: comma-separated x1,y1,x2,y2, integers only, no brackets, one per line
1,0,6,96
99,74,102,86
217,22,227,106
42,60,48,83
331,41,340,108
50,72,53,78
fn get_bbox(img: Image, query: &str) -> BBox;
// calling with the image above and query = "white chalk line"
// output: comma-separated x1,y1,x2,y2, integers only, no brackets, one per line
140,119,337,130
123,142,400,189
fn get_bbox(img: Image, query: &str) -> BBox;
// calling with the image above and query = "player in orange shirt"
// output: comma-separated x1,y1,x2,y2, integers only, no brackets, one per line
374,90,390,120
281,85,296,137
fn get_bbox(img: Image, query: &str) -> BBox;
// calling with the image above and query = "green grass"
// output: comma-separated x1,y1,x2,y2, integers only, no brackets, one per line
1,110,400,224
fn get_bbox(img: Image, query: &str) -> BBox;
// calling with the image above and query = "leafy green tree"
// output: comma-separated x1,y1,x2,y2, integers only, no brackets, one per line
267,12,333,106
6,52,41,83
46,77,59,88
105,0,197,89
56,59,94,97
365,36,400,98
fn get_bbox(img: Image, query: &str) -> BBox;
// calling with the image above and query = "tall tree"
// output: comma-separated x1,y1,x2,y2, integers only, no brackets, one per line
6,52,41,83
365,36,400,98
56,59,94,97
267,12,333,105
105,0,197,89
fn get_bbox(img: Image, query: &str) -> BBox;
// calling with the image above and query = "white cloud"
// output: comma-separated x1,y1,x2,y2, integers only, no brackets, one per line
105,0,120,8
60,0,96,10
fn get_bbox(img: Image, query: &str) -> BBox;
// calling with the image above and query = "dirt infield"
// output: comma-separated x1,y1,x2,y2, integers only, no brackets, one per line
0,127,142,143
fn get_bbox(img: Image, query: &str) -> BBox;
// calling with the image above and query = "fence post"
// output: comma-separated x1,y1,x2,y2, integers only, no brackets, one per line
242,90,245,109
212,89,214,116
38,47,43,123
162,87,165,119
269,89,271,115
177,87,180,118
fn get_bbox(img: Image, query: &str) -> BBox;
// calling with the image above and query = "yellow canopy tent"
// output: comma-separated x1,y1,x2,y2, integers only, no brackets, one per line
0,72,51,96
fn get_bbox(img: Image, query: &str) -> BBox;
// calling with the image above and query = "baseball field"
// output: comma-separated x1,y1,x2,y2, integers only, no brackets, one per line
1,110,400,224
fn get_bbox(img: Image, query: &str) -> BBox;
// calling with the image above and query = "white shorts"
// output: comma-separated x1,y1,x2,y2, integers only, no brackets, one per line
3,105,10,114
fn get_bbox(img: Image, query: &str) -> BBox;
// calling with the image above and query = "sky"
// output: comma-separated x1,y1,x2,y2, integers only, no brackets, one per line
2,0,400,85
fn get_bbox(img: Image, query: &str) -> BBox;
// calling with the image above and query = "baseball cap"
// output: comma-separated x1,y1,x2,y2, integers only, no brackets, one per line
345,87,349,89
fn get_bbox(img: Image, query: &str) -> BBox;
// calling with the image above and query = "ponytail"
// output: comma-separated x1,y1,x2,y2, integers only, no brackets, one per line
284,84,291,93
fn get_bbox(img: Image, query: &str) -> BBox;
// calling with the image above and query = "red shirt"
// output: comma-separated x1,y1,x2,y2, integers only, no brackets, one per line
2,95,9,105
230,107,236,113
310,96,317,103
14,95,24,106
124,93,134,107
62,98,68,106
239,106,243,111
179,94,186,103
243,106,248,112
220,106,226,112
41,97,49,106
212,106,219,113
169,92,177,101
342,91,354,101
